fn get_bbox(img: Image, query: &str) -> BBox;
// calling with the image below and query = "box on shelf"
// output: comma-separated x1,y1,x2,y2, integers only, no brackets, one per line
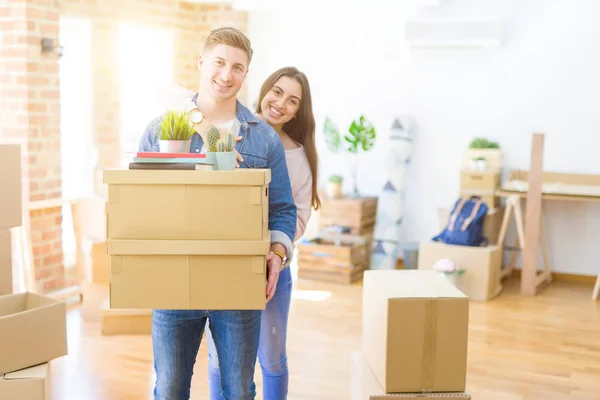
103,169,270,241
437,205,504,245
0,144,22,230
350,351,471,400
0,292,67,374
297,233,368,284
362,270,469,393
319,196,378,235
418,241,503,302
100,300,151,336
460,170,501,192
0,230,12,295
0,363,51,400
463,148,503,171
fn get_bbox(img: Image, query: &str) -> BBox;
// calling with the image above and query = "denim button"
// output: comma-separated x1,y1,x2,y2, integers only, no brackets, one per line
195,148,199,152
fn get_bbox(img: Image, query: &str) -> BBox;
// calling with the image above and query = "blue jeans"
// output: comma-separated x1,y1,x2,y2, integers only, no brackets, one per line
207,267,293,400
152,309,262,400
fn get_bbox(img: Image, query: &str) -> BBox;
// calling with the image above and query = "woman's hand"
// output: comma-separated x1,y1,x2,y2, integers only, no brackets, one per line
265,251,282,302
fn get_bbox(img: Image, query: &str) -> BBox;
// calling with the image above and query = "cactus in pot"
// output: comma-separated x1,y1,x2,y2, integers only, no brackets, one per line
214,132,237,170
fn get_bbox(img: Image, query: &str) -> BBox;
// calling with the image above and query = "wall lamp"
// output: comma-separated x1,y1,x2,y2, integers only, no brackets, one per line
41,37,64,58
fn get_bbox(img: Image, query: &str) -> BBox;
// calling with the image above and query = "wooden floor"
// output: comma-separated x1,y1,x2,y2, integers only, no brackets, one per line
48,276,600,400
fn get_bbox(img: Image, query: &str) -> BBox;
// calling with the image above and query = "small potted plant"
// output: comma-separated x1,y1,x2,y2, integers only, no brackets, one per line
157,109,196,153
467,137,502,171
205,125,221,166
215,132,237,170
432,258,465,287
471,156,487,171
326,175,343,199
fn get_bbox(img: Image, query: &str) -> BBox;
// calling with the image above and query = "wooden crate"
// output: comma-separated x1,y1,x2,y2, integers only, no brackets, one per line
297,234,368,284
319,196,378,235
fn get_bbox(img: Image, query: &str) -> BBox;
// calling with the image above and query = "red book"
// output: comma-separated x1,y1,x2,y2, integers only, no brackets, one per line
136,152,206,159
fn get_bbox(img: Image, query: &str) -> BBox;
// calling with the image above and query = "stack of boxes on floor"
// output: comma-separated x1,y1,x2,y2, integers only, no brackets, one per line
78,196,154,335
351,270,471,399
297,196,378,284
0,144,68,399
418,147,506,302
101,167,272,311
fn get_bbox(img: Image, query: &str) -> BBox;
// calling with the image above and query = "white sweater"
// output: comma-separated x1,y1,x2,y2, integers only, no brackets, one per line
285,145,313,242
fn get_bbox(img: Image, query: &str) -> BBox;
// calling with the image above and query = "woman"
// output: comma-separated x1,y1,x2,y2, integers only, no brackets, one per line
206,66,320,400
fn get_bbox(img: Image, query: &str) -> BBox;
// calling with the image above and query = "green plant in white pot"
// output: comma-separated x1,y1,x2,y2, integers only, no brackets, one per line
157,109,196,153
205,126,221,166
324,115,376,198
467,137,502,171
326,175,343,199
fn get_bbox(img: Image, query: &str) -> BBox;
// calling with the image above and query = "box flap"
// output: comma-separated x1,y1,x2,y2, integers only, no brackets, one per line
364,270,467,299
103,168,271,186
3,363,48,380
107,239,270,256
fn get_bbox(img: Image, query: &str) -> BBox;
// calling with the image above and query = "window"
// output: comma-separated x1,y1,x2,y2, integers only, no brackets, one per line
117,23,174,164
59,16,93,269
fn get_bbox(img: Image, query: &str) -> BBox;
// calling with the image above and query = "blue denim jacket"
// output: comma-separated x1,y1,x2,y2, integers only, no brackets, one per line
138,96,297,265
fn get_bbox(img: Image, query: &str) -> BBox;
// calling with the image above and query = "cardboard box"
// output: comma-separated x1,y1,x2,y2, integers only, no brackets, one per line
463,148,503,171
460,170,500,192
0,292,68,374
0,145,22,230
103,169,270,241
362,270,469,393
0,229,12,295
108,239,269,310
100,299,152,336
438,205,504,245
350,351,470,400
80,282,109,322
418,241,503,302
0,363,51,400
90,241,109,285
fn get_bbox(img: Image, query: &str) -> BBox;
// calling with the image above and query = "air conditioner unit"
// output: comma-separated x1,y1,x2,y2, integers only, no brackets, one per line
405,17,505,48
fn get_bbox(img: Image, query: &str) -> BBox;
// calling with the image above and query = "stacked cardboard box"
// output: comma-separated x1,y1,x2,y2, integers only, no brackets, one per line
0,144,23,296
299,196,378,283
460,147,503,209
0,144,68,399
352,270,471,399
102,168,272,310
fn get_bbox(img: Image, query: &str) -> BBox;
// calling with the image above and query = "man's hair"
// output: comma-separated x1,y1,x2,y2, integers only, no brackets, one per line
203,27,253,64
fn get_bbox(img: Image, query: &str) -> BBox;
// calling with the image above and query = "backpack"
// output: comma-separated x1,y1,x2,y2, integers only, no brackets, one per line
433,196,488,247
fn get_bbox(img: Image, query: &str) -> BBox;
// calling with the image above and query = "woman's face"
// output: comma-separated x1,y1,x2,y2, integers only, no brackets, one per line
259,76,302,127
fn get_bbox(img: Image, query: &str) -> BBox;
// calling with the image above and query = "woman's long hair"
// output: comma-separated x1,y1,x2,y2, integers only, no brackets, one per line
255,67,321,210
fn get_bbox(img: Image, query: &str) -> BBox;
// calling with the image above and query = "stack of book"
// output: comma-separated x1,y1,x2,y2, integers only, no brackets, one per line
129,152,214,170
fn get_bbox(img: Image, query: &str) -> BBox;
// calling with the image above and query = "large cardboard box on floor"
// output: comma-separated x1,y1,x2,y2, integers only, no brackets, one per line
0,292,68,374
350,351,470,400
362,270,469,393
103,169,272,310
100,299,152,335
0,229,12,295
0,363,51,400
418,241,503,302
0,144,23,230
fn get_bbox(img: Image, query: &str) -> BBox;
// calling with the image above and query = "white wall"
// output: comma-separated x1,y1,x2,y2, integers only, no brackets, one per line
245,0,600,275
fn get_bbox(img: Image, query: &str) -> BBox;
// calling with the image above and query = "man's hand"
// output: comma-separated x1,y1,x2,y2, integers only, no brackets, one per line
266,251,282,302
234,135,243,168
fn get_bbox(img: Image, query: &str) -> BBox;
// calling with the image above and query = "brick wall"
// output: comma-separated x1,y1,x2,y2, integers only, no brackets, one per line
0,0,64,293
0,1,247,293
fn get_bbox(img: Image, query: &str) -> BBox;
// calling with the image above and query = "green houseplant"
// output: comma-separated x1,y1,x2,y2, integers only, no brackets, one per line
326,175,343,199
324,115,376,197
157,109,196,153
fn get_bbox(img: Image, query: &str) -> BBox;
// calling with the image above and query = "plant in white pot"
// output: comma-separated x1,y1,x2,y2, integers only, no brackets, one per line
323,115,377,198
467,137,501,171
205,125,221,166
326,175,343,199
432,258,465,287
157,109,196,153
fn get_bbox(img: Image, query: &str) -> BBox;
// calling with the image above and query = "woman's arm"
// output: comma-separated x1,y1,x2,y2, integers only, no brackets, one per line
293,170,313,242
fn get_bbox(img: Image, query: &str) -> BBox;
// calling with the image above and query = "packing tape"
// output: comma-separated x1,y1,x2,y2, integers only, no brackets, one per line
421,298,437,391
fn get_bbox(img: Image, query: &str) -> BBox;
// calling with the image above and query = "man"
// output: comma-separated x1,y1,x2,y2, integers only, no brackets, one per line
138,27,297,400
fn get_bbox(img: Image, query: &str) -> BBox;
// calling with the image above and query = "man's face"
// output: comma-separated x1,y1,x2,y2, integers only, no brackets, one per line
198,43,249,102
